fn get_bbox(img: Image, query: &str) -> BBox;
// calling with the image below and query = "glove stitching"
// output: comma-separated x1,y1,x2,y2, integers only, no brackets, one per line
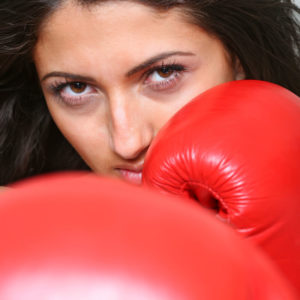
182,180,230,216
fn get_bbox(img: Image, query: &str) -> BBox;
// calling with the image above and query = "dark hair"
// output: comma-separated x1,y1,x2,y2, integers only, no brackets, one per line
1,0,299,185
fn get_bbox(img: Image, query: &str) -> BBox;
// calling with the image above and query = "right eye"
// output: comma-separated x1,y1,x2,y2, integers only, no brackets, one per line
68,82,88,94
49,81,97,106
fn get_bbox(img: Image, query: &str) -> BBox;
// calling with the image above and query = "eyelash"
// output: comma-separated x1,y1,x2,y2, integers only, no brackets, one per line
48,62,187,105
49,81,90,104
144,62,186,91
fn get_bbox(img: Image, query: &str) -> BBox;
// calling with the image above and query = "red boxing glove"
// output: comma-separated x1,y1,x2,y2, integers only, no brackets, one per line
0,173,297,299
143,80,300,292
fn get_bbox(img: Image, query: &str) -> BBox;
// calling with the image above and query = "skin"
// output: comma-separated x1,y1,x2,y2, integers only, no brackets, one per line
0,187,8,193
34,0,244,184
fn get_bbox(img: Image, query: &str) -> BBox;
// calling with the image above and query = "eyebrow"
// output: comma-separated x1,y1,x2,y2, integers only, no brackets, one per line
41,51,195,82
125,51,195,77
41,72,95,82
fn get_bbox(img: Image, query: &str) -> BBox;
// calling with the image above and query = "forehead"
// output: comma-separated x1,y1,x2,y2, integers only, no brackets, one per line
33,0,223,79
35,1,200,52
38,1,191,37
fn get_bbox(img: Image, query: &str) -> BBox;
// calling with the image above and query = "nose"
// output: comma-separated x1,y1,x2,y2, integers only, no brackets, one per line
108,93,154,160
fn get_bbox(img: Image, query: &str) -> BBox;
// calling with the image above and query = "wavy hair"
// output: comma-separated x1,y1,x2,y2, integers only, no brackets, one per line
0,0,299,185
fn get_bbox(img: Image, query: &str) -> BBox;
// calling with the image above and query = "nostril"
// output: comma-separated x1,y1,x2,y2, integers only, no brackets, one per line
113,136,150,160
111,125,153,160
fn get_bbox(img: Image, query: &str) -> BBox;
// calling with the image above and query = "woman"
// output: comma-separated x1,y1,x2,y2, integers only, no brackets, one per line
0,0,299,186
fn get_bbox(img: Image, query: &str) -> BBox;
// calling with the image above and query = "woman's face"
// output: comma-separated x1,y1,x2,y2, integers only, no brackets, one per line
34,1,243,184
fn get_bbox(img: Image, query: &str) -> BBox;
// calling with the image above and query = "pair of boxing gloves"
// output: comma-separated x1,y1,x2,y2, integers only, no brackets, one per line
0,80,299,299
142,80,300,292
0,172,298,299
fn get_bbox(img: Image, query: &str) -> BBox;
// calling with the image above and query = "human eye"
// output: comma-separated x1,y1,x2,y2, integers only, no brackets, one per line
144,62,186,92
48,80,97,106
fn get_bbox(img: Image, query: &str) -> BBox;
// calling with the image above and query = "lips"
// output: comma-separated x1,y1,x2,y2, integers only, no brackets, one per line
115,160,144,185
118,169,143,185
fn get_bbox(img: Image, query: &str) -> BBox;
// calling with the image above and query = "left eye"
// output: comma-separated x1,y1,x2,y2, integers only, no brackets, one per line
143,63,186,92
149,67,177,82
145,64,185,85
155,66,175,79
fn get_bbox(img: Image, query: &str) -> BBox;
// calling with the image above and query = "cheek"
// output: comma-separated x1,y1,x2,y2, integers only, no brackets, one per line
46,102,110,167
180,66,235,103
59,121,110,173
145,97,193,135
46,103,83,144
149,66,235,130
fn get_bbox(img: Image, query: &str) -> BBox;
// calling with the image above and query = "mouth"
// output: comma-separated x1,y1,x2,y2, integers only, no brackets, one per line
116,165,143,185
